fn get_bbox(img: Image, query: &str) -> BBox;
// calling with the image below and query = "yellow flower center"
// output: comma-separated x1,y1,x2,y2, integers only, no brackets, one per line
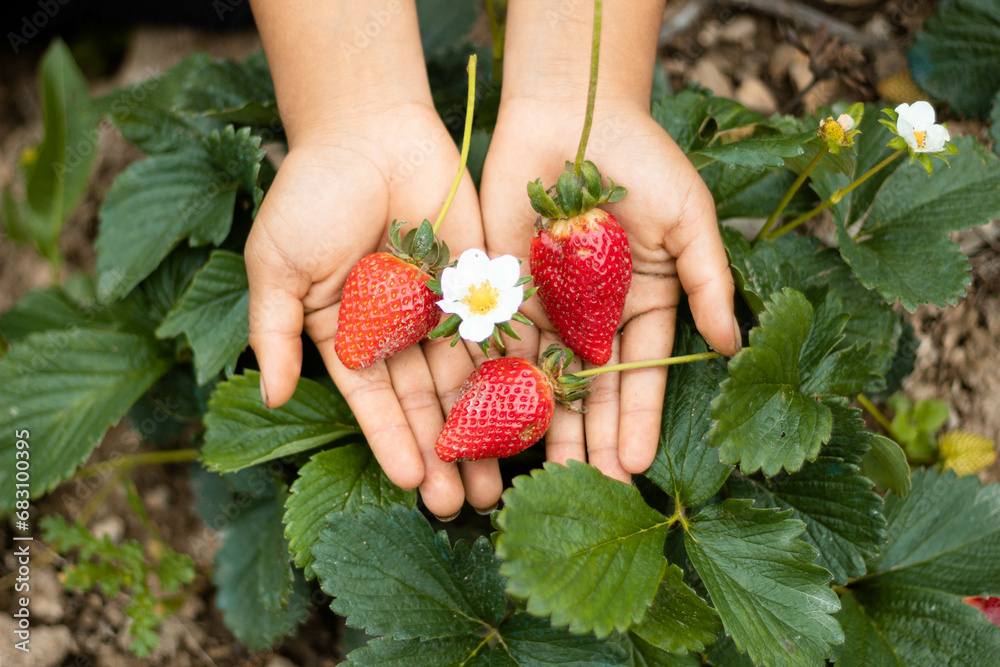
462,281,499,315
820,118,845,144
912,130,927,148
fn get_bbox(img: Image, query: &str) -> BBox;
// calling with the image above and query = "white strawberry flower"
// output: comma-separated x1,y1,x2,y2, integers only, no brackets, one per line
438,249,524,343
894,101,950,153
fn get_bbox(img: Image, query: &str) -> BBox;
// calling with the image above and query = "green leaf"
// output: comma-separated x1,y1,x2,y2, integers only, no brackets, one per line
992,89,1000,156
705,635,760,667
283,444,416,578
343,636,496,666
864,468,1000,594
495,461,671,637
157,250,249,384
690,132,810,171
214,492,310,650
908,0,1000,120
177,52,277,125
836,137,1000,311
630,565,721,653
0,329,171,508
202,371,360,472
727,441,887,584
416,0,477,57
835,585,1000,667
498,612,630,665
684,500,843,667
704,165,813,220
313,505,507,639
859,434,911,497
653,88,767,154
622,634,702,667
645,324,732,507
10,39,97,264
709,288,875,476
0,288,117,342
96,126,264,302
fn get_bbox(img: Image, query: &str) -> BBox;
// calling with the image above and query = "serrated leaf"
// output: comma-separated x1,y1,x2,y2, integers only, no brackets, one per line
645,324,732,507
705,634,760,667
622,634,701,667
283,444,416,578
704,164,813,221
214,493,309,650
908,0,1000,120
202,371,360,472
0,329,171,509
690,132,810,171
835,137,1000,311
836,584,1000,666
684,499,843,667
862,468,1000,594
0,288,117,342
727,447,887,584
343,635,496,666
710,289,875,476
499,612,630,665
313,505,507,639
992,89,1000,155
177,52,277,124
653,89,767,154
631,565,721,653
495,461,671,637
157,250,249,384
859,434,911,497
96,127,264,302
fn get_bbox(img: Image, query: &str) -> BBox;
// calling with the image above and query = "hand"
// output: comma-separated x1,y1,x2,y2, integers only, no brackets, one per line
246,105,503,518
480,97,740,483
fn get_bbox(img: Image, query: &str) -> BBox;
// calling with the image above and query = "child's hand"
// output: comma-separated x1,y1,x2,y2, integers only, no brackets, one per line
480,0,739,483
245,105,502,518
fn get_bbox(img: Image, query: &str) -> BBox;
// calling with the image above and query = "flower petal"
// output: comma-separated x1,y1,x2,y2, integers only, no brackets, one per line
906,100,937,128
924,124,950,152
459,315,494,342
896,114,917,151
456,248,490,275
487,255,521,290
438,298,470,318
494,286,524,321
440,266,472,301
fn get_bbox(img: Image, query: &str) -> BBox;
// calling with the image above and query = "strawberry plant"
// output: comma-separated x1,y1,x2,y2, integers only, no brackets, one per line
4,6,1000,664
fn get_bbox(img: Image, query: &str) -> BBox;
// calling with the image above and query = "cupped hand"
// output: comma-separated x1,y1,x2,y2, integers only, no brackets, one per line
246,104,503,517
480,97,740,483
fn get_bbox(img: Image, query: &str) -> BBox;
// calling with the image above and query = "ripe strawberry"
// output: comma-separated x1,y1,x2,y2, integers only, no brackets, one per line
335,220,449,370
435,348,590,462
528,160,631,365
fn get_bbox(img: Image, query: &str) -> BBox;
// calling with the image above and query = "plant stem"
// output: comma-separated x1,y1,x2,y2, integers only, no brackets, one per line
75,448,200,480
433,54,478,234
573,0,602,176
484,0,505,84
753,144,829,243
767,149,905,240
571,351,723,379
856,393,903,443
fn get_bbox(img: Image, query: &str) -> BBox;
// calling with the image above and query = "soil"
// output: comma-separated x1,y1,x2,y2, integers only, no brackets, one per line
1,2,998,665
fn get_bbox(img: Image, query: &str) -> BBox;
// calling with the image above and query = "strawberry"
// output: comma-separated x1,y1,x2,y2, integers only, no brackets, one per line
435,348,591,462
335,220,449,370
528,160,631,365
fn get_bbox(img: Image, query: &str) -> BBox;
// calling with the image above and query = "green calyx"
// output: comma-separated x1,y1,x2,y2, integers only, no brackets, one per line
389,219,450,275
540,344,594,408
527,160,626,220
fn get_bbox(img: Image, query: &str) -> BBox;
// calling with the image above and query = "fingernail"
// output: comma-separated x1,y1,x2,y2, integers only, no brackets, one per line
435,511,461,523
260,374,269,409
475,503,498,516
732,314,743,354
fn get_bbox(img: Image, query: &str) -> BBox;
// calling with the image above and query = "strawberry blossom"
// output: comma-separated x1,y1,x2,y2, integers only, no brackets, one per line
438,249,524,343
894,101,950,153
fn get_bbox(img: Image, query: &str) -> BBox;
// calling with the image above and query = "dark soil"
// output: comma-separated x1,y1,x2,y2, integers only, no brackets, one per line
1,2,998,665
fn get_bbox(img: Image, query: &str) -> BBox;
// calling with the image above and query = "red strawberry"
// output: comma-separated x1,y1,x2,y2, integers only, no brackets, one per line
964,596,1000,629
435,348,591,462
335,221,449,370
528,161,631,366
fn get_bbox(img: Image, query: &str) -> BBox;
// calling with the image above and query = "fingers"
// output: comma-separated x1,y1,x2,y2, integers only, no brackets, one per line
308,307,426,491
246,225,308,409
542,331,586,467
583,336,629,483
618,306,677,475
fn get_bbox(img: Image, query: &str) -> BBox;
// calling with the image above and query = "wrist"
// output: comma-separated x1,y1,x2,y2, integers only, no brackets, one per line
500,0,664,108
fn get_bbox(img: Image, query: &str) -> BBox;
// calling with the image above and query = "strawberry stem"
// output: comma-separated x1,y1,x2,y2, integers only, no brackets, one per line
433,54,478,234
572,0,602,177
570,351,723,378
753,143,828,244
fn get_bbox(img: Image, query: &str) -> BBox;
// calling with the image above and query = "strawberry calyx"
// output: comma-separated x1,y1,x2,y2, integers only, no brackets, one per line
388,219,451,277
540,344,594,408
527,160,626,221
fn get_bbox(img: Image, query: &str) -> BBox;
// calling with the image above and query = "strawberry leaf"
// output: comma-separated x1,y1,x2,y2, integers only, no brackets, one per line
157,250,249,384
312,504,507,639
684,500,843,667
630,565,721,653
689,132,811,172
202,371,360,472
653,88,767,154
620,635,702,667
495,461,671,637
645,323,733,507
709,288,876,476
704,164,814,220
859,434,912,498
283,444,416,579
